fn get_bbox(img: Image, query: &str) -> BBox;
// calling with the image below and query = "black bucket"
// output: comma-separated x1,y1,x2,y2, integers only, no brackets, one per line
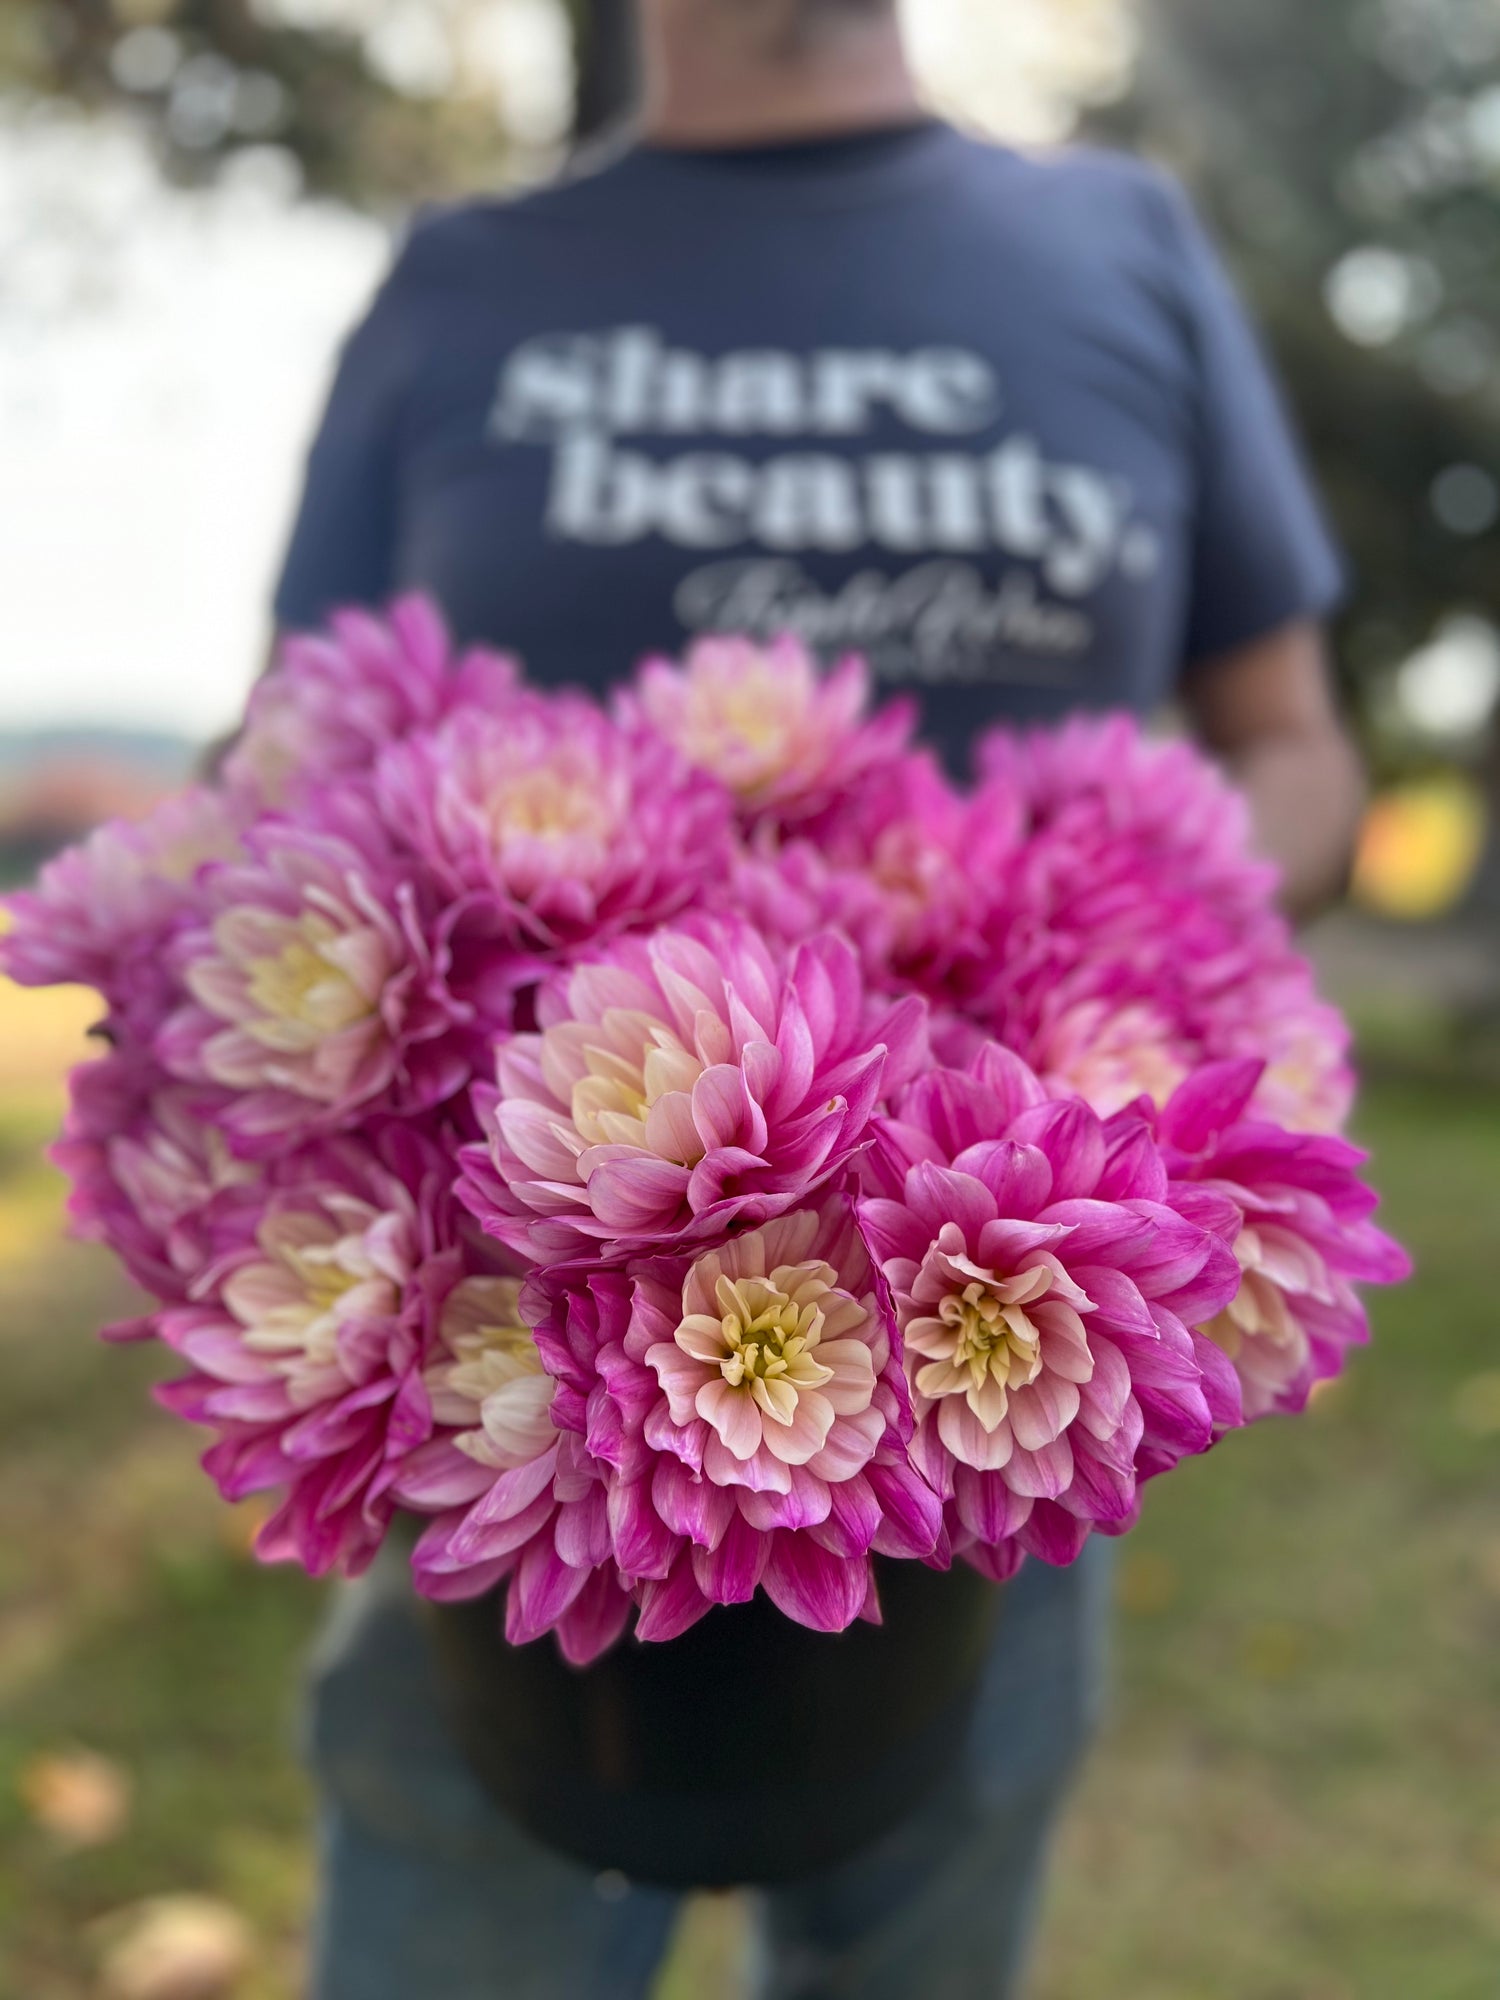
426,1558,1001,1891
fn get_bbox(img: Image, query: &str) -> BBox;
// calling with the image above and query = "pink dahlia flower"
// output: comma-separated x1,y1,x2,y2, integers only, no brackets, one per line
806,748,1015,992
460,919,927,1263
375,696,732,955
966,714,1354,1130
154,1129,471,1577
1,788,242,1032
721,835,897,992
158,802,470,1149
51,1051,257,1331
527,1197,943,1639
392,1273,631,1664
624,635,913,829
857,1044,1243,1576
1154,1061,1410,1419
224,595,519,811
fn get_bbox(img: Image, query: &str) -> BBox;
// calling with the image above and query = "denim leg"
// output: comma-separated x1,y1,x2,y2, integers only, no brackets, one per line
305,1554,680,2000
757,1542,1113,2000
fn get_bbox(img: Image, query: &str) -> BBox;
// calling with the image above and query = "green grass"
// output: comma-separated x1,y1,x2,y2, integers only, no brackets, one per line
1032,1073,1500,2000
0,1072,1495,1996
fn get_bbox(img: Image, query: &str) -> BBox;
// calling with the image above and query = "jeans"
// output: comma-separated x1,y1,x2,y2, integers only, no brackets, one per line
305,1542,1112,2000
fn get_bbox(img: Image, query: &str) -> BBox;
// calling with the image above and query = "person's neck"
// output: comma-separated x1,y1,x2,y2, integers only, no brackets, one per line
638,22,921,150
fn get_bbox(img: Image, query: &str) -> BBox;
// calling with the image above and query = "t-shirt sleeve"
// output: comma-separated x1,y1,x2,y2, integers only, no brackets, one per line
1152,175,1347,669
271,248,416,632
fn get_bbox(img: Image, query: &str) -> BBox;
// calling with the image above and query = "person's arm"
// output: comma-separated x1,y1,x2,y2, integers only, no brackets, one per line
1182,619,1365,920
1146,170,1359,918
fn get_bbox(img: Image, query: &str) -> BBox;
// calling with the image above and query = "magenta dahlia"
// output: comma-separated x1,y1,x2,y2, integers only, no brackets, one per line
1154,1061,1410,1419
50,1051,257,1332
857,1044,1243,1576
459,918,927,1264
374,695,732,959
153,1128,472,1577
224,595,519,811
526,1196,943,1639
624,635,913,830
966,713,1354,1130
1,788,243,1034
157,800,470,1150
392,1273,632,1664
805,747,1015,992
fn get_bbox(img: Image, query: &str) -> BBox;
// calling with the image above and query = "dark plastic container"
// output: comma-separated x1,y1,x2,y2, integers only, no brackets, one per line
426,1558,1001,1890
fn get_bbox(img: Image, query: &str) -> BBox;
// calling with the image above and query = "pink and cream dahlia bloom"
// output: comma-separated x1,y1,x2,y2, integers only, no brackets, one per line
375,696,732,954
527,1197,942,1639
965,714,1354,1130
460,918,927,1263
625,635,913,829
224,596,519,811
158,803,469,1148
1,788,243,1033
858,1045,1243,1576
1154,1061,1410,1419
154,1130,470,1576
51,1051,257,1330
805,748,1013,992
392,1272,632,1662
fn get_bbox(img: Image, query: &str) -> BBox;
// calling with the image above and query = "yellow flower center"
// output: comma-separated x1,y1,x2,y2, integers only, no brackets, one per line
441,1277,543,1399
1202,1227,1301,1360
489,766,612,846
242,915,374,1044
680,1263,838,1428
678,667,804,790
544,1009,706,1156
435,1277,557,1469
905,1262,1057,1426
222,1204,404,1404
938,1279,1046,1396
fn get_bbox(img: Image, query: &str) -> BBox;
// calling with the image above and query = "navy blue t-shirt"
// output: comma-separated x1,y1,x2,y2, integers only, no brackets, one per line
274,122,1343,773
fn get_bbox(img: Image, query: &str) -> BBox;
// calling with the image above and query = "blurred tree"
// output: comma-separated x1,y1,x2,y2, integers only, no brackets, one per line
0,0,595,203
1100,0,1500,729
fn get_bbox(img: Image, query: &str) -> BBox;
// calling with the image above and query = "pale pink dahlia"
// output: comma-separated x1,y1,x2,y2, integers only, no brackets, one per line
857,1044,1243,1576
1154,1061,1409,1419
624,635,913,829
393,1273,631,1663
154,1129,471,1577
375,697,732,954
527,1197,942,1639
51,1051,257,1331
1,788,243,1032
805,749,1016,991
721,835,897,993
460,919,927,1263
965,714,1354,1130
224,595,519,811
158,802,469,1149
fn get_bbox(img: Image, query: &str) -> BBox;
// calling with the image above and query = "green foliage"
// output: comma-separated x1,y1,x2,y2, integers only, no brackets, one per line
4,0,518,205
1103,0,1500,706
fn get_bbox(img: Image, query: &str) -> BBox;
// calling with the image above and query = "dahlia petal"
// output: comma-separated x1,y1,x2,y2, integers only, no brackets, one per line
1017,1499,1093,1566
1001,1434,1075,1500
553,1568,634,1666
607,1476,679,1581
762,1535,870,1633
691,1510,769,1604
634,1554,715,1643
506,1535,592,1646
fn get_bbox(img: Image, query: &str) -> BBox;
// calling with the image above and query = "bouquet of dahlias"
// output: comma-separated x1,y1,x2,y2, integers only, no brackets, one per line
3,606,1408,1668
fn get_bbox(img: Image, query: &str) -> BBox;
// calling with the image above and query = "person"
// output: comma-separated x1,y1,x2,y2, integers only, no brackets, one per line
271,3,1365,1994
